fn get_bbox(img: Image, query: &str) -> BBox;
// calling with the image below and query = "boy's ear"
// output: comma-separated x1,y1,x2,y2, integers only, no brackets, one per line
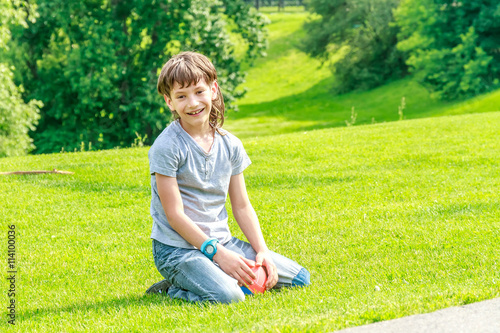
164,94,175,111
211,81,219,100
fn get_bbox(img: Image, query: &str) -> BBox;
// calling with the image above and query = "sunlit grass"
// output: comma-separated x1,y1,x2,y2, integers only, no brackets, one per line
1,112,499,332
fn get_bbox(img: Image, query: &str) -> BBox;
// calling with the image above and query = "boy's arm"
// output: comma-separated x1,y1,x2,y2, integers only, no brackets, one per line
228,172,279,289
155,173,256,286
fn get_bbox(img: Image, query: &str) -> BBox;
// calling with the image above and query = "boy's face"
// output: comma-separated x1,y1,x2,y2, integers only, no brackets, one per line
164,78,218,132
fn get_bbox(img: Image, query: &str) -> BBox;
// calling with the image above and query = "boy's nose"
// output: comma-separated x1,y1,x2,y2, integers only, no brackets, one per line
187,96,199,108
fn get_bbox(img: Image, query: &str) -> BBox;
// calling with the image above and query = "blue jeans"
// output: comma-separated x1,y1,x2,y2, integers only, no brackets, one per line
152,237,310,303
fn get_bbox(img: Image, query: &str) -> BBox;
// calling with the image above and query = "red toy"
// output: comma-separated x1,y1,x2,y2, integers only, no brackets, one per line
246,265,267,294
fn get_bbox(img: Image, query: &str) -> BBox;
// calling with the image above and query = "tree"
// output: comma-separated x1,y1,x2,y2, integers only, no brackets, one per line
10,0,267,153
395,0,500,100
302,0,406,93
0,0,41,157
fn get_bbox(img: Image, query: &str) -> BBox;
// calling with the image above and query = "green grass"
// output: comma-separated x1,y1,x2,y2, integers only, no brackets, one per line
225,9,500,139
1,112,499,331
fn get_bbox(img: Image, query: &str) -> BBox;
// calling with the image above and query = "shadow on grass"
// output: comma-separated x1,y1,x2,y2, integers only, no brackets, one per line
19,294,190,322
228,77,499,138
20,289,290,322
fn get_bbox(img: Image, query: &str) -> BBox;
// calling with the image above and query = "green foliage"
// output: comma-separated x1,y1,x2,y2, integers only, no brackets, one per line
395,0,500,100
10,0,267,154
0,64,42,157
222,0,269,60
0,0,41,157
302,0,407,93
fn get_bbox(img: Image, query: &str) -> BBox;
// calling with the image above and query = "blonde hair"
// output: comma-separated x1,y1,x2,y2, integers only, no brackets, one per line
157,52,225,131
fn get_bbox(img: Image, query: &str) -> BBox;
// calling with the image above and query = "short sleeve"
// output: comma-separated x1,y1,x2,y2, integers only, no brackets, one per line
230,136,251,176
148,139,181,177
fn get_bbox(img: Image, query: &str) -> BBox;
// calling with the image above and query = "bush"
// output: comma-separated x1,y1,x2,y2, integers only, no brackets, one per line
302,0,407,93
0,0,41,157
395,0,500,100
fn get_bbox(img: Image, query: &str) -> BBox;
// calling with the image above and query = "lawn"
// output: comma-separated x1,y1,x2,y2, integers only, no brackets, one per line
1,112,499,332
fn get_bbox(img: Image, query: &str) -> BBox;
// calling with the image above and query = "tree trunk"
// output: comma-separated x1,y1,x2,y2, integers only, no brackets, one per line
278,0,284,12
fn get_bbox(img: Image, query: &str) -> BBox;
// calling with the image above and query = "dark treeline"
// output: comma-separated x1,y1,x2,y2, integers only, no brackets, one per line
245,0,304,10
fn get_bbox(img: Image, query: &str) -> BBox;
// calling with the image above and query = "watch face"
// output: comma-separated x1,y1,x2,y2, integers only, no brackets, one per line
206,244,215,255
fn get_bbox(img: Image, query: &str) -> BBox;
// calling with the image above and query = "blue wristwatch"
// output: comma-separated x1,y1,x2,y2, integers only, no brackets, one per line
200,238,219,260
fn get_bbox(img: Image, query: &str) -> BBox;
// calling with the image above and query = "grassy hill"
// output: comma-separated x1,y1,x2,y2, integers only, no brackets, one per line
225,9,500,138
1,112,499,331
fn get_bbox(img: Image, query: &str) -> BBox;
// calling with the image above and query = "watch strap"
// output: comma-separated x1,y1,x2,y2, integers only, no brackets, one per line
200,238,219,260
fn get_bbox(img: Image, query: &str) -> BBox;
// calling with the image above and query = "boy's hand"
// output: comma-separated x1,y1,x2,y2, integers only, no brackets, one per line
213,245,256,287
255,251,278,290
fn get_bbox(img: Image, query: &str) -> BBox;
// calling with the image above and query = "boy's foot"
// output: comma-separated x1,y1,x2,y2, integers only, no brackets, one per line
145,279,171,294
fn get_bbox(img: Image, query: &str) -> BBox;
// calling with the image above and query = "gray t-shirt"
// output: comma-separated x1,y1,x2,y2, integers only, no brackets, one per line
148,120,251,249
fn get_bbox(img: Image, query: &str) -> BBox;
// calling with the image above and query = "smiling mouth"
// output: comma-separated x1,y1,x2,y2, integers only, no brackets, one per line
187,108,204,116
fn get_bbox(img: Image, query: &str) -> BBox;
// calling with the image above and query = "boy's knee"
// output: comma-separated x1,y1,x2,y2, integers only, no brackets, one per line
291,268,311,287
214,285,245,304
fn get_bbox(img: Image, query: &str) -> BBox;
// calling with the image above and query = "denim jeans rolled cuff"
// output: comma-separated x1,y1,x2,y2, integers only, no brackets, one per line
152,237,310,304
291,268,311,287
